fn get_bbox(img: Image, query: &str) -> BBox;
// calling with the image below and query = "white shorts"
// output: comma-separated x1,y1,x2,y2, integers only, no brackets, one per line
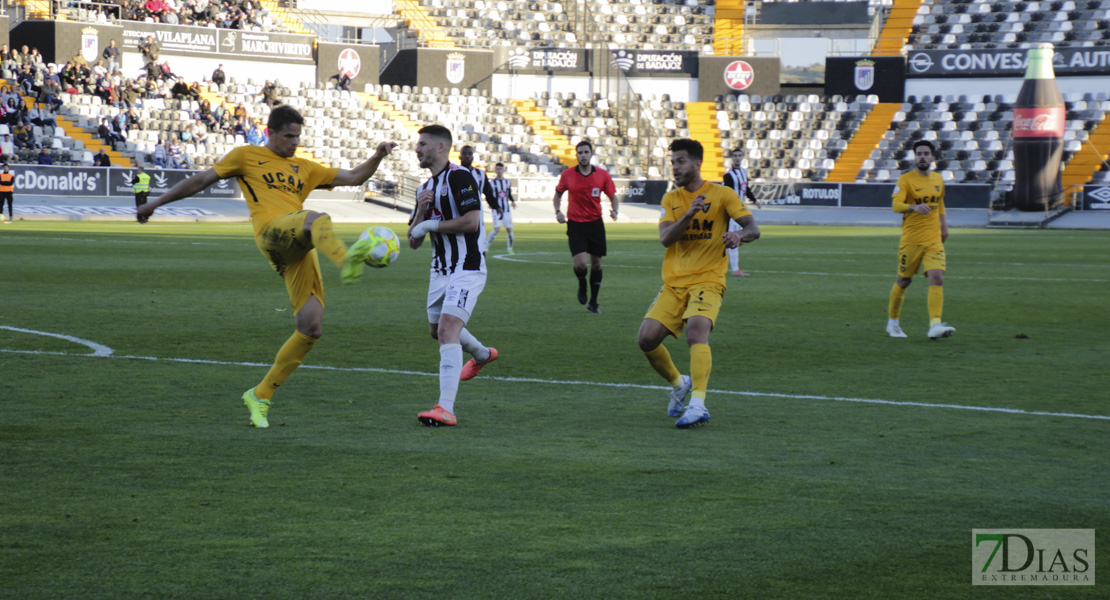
427,269,486,324
492,209,513,229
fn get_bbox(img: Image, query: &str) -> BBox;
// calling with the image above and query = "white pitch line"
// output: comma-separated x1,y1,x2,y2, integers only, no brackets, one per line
3,346,1108,422
0,326,114,356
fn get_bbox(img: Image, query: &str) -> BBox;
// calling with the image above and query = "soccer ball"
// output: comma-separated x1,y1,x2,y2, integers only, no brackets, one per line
358,226,401,268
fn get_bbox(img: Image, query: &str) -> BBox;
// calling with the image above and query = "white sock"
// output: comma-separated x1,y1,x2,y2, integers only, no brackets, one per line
727,247,739,272
888,318,900,327
438,344,462,413
458,328,490,363
487,229,497,244
689,395,706,409
507,230,513,250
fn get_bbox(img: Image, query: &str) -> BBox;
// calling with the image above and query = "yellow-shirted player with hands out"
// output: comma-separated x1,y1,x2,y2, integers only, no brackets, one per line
637,139,760,428
887,139,955,340
138,105,396,428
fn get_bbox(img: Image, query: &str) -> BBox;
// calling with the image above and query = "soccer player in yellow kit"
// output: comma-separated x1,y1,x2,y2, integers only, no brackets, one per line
887,139,955,340
637,139,760,428
137,105,396,427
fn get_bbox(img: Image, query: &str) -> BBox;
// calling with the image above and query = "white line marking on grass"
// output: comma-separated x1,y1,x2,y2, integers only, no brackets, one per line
494,254,1109,282
0,236,222,246
3,346,1108,422
0,326,114,356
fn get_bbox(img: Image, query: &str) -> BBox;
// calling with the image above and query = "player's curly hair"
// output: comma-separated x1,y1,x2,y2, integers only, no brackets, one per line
266,105,304,133
669,138,704,161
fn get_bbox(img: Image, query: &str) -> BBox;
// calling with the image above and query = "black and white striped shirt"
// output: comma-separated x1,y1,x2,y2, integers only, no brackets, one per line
723,166,751,201
489,177,513,213
464,165,498,213
414,163,485,275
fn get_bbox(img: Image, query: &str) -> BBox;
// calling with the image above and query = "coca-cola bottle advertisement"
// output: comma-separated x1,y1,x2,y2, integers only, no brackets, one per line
1011,43,1065,211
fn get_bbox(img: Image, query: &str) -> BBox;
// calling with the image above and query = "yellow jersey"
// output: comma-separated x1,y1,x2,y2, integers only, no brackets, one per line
659,181,752,288
892,170,946,246
213,146,339,235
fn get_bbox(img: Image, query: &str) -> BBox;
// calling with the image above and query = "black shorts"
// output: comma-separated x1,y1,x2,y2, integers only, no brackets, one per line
567,218,606,257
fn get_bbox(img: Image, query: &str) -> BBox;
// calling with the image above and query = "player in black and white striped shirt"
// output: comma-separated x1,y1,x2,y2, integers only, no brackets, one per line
722,146,761,277
487,162,516,253
459,145,499,254
408,125,499,427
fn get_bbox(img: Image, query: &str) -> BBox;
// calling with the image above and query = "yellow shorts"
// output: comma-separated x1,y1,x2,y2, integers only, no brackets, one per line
644,283,724,337
254,211,324,312
897,242,946,278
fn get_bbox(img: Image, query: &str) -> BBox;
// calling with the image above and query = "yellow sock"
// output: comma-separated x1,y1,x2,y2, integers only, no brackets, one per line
644,345,682,387
889,283,907,320
309,214,348,269
689,343,712,407
928,285,944,326
256,330,318,400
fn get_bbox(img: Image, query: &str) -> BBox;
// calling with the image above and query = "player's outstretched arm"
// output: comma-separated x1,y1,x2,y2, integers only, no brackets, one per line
136,168,222,223
332,141,396,187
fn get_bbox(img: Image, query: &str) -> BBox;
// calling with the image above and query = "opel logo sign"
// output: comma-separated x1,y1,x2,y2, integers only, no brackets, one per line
909,53,934,73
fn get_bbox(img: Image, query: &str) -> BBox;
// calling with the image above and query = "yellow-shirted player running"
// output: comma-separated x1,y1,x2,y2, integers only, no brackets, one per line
137,105,396,428
637,138,760,428
887,139,955,340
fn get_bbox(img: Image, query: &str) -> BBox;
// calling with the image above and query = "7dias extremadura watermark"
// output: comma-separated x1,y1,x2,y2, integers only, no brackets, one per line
972,529,1094,585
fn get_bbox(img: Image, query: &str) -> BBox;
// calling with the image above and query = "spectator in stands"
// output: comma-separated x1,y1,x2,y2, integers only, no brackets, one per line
12,120,32,150
232,115,248,137
211,64,226,86
17,45,31,67
330,70,352,92
144,60,161,82
111,116,128,144
36,147,53,165
169,138,192,168
17,64,35,95
121,80,141,106
93,74,113,105
233,102,248,121
0,134,13,159
190,123,208,147
158,61,177,82
44,65,61,87
0,99,16,126
93,148,112,167
102,39,120,73
91,59,107,80
171,79,191,99
152,138,168,167
1,46,17,72
37,78,63,111
259,80,280,107
245,120,264,145
0,85,15,108
27,47,42,68
139,36,160,64
98,118,116,150
124,105,143,131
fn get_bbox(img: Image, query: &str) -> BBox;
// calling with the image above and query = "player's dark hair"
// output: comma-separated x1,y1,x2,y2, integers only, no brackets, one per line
912,140,936,155
669,138,704,161
419,124,453,147
732,146,745,154
460,145,473,152
266,104,303,133
495,162,504,167
575,139,593,152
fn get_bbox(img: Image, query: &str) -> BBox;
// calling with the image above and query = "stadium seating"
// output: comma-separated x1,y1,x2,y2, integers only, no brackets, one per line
909,0,1110,49
416,0,714,50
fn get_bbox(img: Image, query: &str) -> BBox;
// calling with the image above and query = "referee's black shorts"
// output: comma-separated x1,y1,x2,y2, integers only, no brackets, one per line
566,218,606,257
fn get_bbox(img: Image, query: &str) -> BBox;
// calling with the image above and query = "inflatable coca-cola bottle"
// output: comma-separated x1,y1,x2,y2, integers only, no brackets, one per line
1011,43,1065,211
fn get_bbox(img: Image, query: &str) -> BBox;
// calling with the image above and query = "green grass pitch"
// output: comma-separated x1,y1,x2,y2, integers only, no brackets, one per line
1,221,1107,599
